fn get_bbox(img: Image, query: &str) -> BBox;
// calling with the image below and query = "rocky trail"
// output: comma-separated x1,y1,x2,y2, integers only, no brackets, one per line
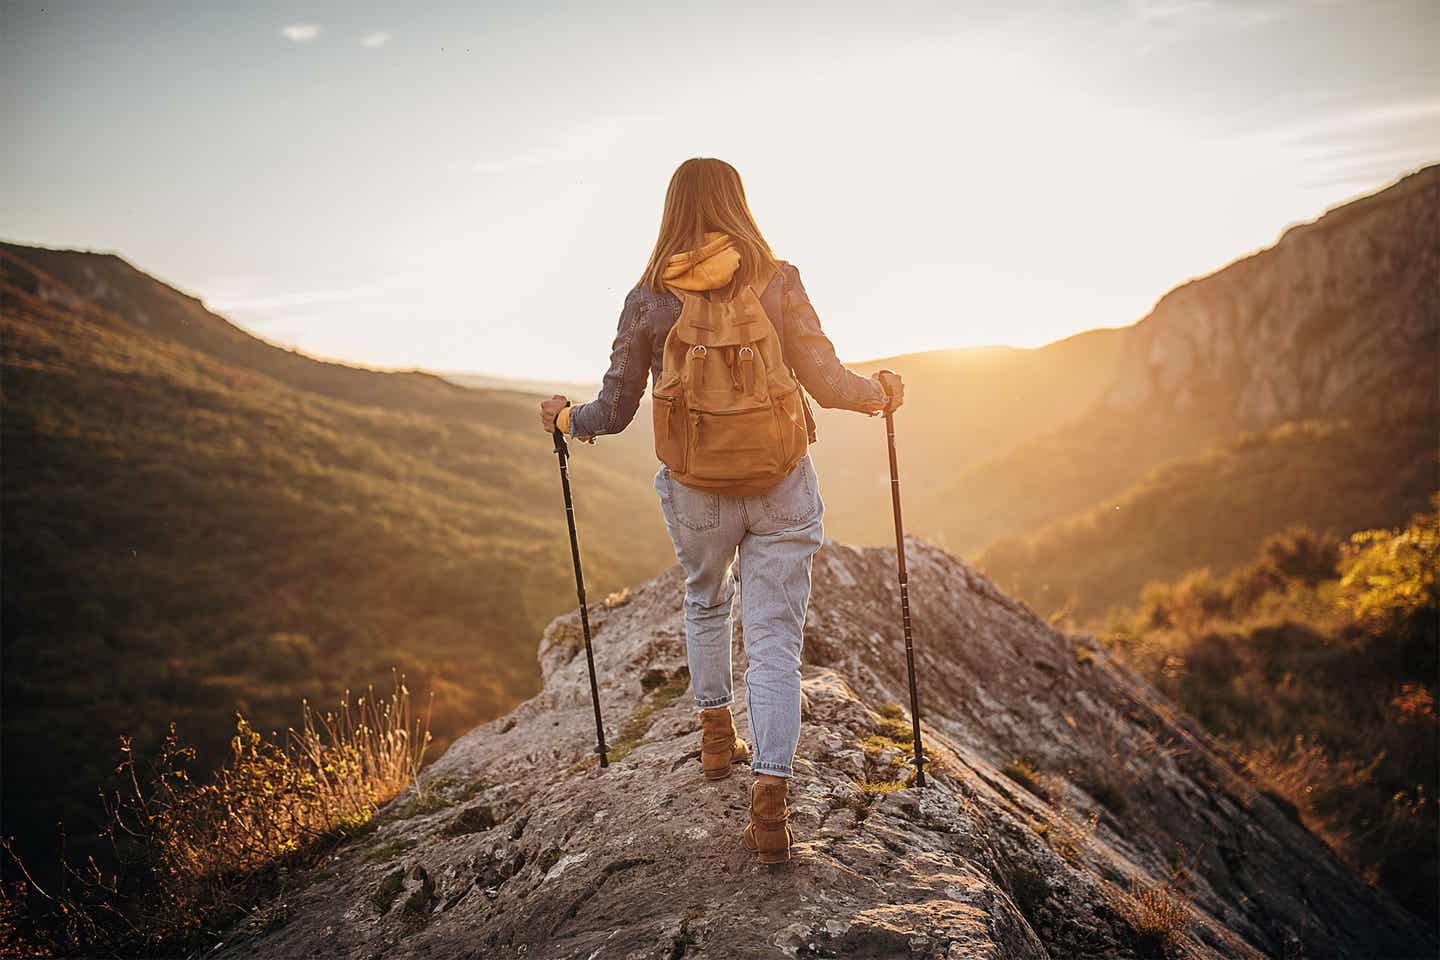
214,540,1435,959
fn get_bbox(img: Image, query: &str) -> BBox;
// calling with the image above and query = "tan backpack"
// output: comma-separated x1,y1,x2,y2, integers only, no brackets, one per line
652,261,810,496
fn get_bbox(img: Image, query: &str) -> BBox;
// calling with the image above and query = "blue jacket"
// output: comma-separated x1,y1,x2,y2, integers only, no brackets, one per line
567,262,886,440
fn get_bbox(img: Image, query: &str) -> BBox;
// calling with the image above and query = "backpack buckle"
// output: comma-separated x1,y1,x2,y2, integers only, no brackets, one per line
737,345,756,393
688,344,707,389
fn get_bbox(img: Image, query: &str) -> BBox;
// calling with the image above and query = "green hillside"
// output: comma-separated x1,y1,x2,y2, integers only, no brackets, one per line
0,247,673,874
979,414,1438,626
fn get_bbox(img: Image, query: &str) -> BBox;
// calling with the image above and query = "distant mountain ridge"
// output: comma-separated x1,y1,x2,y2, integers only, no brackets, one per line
806,326,1131,548
0,241,494,420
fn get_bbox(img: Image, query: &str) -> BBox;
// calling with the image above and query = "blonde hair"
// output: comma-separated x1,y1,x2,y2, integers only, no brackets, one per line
639,158,779,295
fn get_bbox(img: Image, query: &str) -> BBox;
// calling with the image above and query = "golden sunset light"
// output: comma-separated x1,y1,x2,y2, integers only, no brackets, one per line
2,3,1436,957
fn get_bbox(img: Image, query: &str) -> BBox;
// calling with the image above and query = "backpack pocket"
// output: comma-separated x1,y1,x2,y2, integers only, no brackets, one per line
773,386,809,466
652,391,689,474
686,406,782,482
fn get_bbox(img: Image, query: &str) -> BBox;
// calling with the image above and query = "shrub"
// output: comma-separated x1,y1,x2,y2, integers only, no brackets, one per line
1107,497,1440,927
1110,873,1190,957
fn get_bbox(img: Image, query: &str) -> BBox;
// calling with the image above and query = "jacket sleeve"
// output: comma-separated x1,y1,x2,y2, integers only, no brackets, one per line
779,264,888,413
567,287,653,439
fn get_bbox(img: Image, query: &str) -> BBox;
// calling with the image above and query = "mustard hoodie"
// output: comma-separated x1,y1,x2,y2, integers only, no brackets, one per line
661,231,742,291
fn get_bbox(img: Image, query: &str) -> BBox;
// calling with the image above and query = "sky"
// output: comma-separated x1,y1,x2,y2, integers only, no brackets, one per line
3,0,1437,382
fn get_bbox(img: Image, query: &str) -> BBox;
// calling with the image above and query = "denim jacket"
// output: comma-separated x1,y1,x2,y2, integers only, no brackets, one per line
567,262,886,440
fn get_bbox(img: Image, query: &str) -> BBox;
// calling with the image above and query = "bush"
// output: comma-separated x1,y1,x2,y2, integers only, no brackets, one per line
1105,496,1440,927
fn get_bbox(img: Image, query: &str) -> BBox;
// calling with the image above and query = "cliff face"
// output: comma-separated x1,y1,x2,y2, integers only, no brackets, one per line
212,540,1432,960
924,165,1439,556
1100,165,1438,427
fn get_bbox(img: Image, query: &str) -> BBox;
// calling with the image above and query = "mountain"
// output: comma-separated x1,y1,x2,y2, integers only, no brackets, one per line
926,165,1438,559
210,540,1435,960
0,244,674,873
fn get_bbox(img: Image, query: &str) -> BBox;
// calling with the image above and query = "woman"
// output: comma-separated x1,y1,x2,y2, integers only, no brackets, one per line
539,157,903,864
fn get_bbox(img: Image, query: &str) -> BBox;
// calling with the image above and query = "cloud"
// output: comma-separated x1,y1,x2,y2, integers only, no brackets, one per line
360,31,390,48
280,24,321,42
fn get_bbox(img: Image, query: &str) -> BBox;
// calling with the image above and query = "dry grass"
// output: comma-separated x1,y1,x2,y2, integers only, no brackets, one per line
1,676,431,957
1108,870,1192,957
1032,798,1100,866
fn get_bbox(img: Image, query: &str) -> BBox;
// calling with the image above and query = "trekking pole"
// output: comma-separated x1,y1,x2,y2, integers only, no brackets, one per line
879,376,926,787
552,426,609,768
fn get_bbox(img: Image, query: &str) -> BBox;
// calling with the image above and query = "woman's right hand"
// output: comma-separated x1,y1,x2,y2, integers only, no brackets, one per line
876,370,905,412
539,394,569,433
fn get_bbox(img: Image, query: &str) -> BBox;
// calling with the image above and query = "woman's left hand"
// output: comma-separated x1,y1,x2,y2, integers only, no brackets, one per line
539,394,569,433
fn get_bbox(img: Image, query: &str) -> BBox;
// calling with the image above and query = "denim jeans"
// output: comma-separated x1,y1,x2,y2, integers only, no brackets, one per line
653,454,825,778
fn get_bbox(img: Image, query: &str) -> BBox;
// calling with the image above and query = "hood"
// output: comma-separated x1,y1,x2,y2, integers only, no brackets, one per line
662,231,742,291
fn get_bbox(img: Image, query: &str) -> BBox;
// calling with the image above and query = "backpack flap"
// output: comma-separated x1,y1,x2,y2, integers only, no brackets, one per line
672,284,772,347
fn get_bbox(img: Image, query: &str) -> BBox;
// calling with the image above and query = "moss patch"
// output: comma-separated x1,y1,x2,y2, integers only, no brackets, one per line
874,715,915,745
569,668,690,773
401,774,464,818
371,869,406,914
364,838,417,863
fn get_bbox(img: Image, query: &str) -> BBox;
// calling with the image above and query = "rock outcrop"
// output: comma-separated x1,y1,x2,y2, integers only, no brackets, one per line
1100,164,1438,427
215,540,1435,959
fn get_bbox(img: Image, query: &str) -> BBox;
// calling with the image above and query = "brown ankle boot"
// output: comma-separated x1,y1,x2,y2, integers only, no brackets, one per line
699,707,751,780
742,779,793,863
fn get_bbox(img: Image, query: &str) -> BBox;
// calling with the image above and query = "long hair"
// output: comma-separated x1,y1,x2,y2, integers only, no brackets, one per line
639,158,779,295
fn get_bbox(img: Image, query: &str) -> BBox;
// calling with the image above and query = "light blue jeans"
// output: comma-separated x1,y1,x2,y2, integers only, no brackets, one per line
653,454,825,779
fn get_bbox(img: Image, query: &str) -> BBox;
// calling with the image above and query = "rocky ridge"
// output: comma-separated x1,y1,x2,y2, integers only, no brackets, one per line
1100,164,1438,427
215,540,1435,960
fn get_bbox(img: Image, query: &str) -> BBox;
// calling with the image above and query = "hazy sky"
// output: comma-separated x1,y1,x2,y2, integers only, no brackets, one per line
4,1,1437,381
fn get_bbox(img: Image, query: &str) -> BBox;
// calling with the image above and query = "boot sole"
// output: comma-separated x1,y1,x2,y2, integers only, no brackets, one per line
702,755,749,780
702,745,751,779
742,834,791,863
